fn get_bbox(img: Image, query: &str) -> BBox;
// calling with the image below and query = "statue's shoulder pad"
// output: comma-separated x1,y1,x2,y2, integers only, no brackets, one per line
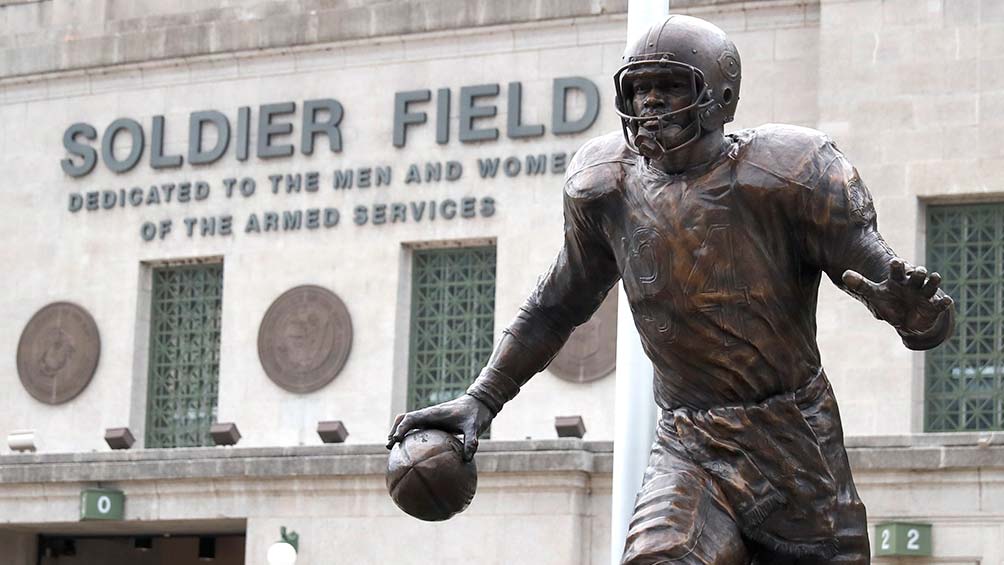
564,132,632,201
735,124,840,190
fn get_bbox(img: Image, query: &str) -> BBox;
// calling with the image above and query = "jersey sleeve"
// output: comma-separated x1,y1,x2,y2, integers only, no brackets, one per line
800,140,892,287
527,177,622,335
800,141,952,350
466,156,622,414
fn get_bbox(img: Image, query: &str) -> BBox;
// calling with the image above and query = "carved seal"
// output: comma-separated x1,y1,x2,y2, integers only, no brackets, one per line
17,302,100,404
549,291,618,383
258,285,353,393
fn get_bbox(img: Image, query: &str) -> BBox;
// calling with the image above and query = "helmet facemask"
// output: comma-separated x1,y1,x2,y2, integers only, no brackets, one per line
614,57,716,160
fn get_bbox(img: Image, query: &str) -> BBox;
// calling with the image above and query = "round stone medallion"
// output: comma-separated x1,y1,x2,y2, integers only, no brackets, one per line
258,285,353,393
549,291,617,383
16,302,101,404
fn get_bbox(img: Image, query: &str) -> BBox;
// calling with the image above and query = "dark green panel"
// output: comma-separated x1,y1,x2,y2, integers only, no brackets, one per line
145,263,224,448
874,522,932,557
80,489,125,521
408,247,496,412
926,204,1004,432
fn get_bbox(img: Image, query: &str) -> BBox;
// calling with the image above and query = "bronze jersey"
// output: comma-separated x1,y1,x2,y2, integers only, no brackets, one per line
529,124,896,411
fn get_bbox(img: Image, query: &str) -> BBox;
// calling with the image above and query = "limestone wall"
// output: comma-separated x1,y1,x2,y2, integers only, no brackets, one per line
0,0,999,471
0,2,630,450
0,438,1001,564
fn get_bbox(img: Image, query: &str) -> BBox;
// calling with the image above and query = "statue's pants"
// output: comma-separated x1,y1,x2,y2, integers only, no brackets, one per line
620,374,870,565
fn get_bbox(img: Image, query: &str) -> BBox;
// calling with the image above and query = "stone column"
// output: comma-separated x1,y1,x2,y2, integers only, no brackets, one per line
610,4,666,563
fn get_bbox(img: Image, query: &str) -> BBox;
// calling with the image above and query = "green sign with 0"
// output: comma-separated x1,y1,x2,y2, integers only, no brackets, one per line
80,489,124,521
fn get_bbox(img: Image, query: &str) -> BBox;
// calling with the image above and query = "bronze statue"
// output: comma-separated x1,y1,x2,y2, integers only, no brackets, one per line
388,15,954,564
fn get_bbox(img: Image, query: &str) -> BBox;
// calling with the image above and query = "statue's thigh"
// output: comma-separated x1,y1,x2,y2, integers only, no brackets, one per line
621,446,749,565
749,497,870,565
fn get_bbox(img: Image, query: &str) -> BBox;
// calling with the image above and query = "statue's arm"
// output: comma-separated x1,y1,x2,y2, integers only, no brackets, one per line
388,164,621,459
467,195,620,413
467,181,621,412
801,144,955,350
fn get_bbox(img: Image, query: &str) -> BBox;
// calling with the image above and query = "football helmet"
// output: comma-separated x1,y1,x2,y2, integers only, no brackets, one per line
614,15,742,159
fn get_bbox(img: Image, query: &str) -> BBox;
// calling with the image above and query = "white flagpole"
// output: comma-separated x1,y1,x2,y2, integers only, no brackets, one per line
610,2,667,564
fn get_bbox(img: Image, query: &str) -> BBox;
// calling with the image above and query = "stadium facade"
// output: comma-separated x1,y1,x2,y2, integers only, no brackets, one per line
0,0,1002,563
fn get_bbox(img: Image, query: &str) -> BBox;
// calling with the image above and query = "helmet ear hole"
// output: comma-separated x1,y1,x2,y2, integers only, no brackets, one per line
723,88,733,104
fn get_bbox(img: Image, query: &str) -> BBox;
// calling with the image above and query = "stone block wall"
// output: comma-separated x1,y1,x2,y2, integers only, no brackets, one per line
0,0,1000,445
1,438,1002,564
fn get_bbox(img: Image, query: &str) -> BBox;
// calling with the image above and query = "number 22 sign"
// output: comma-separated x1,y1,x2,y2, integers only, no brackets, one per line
875,522,932,557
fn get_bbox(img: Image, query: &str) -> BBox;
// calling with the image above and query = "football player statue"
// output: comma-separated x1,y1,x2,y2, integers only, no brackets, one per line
387,14,954,564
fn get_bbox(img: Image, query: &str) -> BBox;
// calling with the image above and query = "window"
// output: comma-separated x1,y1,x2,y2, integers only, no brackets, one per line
145,263,224,447
925,204,1004,432
408,246,496,411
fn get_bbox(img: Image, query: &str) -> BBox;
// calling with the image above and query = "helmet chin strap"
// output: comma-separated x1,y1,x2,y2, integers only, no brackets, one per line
633,132,666,160
633,117,702,161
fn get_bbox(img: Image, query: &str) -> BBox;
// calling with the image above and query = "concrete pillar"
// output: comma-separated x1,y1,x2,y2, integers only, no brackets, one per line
610,4,667,562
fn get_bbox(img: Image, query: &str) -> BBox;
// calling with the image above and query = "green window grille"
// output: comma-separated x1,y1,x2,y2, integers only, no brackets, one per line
925,204,1004,432
408,246,497,411
145,263,224,448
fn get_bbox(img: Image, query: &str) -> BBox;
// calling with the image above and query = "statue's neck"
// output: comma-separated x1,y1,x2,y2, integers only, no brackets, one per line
650,129,727,175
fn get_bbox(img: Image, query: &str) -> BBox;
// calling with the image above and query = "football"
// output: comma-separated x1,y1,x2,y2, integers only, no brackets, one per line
386,428,478,521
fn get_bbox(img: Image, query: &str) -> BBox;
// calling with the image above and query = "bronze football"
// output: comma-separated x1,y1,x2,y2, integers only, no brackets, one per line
386,428,478,521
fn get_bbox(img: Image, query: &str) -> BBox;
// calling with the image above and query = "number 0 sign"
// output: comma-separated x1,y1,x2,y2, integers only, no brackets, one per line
80,489,124,521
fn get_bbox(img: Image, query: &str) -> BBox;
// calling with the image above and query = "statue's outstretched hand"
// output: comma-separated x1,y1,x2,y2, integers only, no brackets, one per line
842,258,953,336
386,394,494,461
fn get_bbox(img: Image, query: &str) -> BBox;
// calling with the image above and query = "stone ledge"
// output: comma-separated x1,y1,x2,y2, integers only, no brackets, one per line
0,0,812,79
0,0,629,79
1,437,1001,484
0,439,613,484
844,431,1004,448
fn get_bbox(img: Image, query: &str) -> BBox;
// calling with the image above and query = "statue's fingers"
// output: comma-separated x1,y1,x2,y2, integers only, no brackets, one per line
921,272,942,299
386,413,406,448
388,411,427,448
935,295,954,312
908,266,927,289
392,413,406,430
890,258,907,283
461,426,480,462
842,269,878,299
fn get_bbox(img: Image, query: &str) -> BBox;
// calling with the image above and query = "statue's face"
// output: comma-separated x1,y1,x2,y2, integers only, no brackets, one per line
629,69,696,150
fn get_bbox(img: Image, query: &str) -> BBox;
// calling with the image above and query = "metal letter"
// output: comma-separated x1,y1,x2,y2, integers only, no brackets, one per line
189,111,231,165
101,118,144,174
507,82,545,139
393,90,431,148
306,209,320,229
301,98,344,155
236,106,251,161
150,116,183,169
436,88,450,144
552,77,600,135
459,84,499,142
479,196,496,217
324,208,339,227
461,197,476,218
61,123,98,177
257,102,296,159
353,206,368,225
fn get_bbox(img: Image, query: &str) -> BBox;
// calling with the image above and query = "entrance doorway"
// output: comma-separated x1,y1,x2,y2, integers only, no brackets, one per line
37,532,245,565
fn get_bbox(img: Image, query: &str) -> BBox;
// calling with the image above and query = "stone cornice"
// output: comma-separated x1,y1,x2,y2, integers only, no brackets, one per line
1,437,1001,485
0,0,629,79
